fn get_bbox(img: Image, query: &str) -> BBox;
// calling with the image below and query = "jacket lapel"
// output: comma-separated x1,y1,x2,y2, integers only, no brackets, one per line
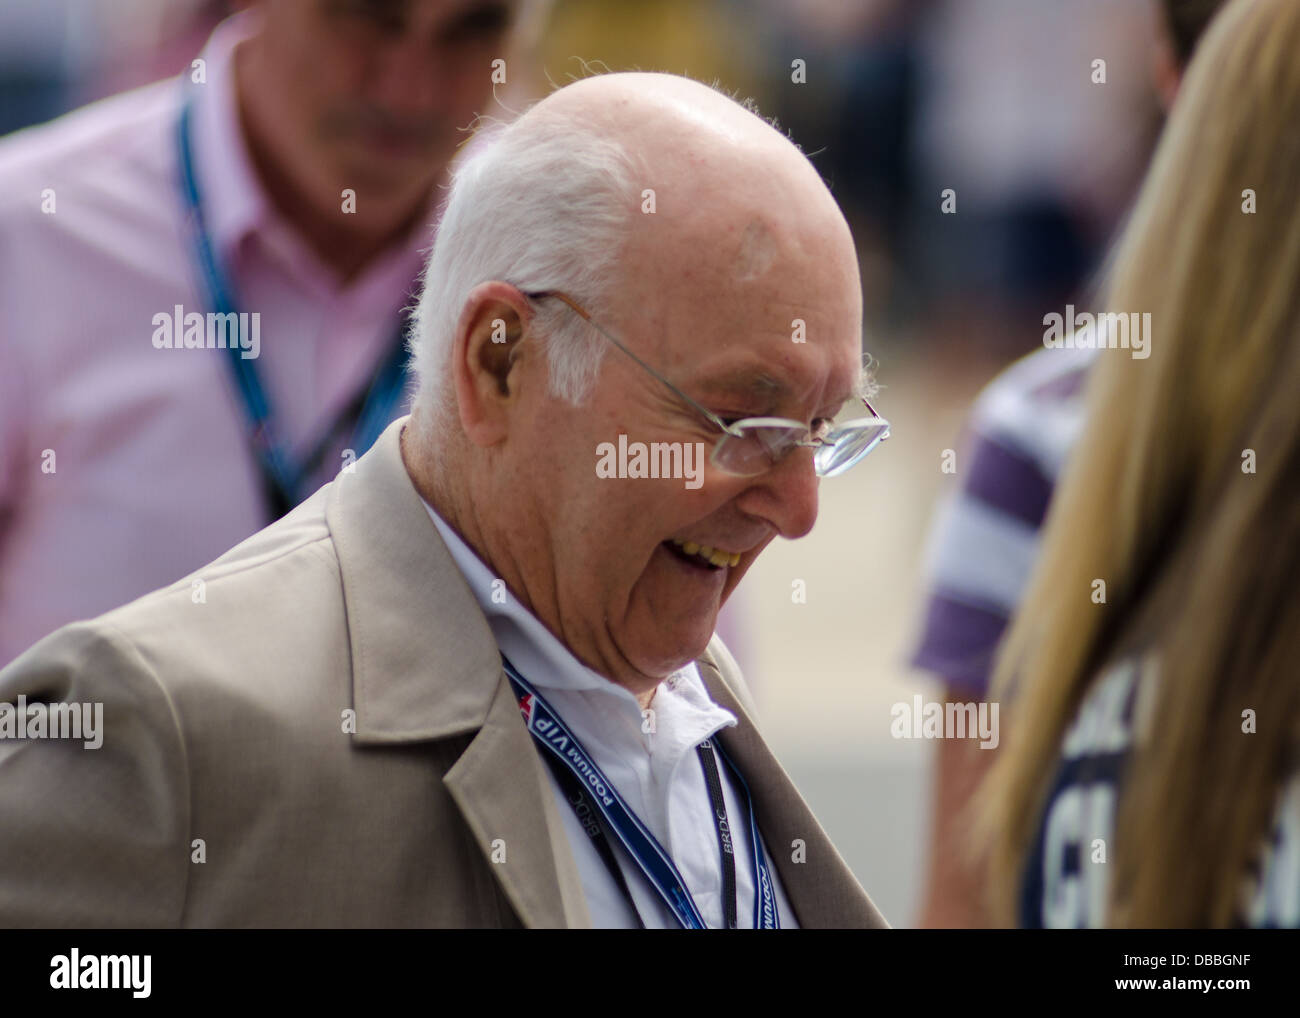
442,674,592,928
326,417,589,928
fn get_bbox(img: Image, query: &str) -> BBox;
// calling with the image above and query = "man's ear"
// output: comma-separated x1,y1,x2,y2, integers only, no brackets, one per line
451,282,533,447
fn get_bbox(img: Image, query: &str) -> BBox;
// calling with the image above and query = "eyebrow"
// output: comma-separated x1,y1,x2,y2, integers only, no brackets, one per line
695,367,868,412
694,370,789,403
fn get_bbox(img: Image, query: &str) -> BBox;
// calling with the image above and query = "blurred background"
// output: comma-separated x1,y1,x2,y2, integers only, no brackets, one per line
0,0,1167,925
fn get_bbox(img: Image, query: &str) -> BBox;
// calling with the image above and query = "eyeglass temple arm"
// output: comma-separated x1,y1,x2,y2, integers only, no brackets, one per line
860,397,889,434
526,290,889,442
524,290,741,436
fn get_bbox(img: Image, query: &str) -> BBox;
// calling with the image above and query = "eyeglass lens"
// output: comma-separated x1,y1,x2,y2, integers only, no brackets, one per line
713,420,888,477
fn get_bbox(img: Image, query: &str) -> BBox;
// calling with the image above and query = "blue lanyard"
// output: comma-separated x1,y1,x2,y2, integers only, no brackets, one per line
502,656,781,929
175,92,411,518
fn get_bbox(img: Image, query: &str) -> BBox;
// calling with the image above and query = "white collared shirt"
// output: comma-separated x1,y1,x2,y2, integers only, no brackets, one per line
422,501,798,928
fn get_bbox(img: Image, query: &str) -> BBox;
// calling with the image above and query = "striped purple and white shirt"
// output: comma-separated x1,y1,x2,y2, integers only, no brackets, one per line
910,345,1097,697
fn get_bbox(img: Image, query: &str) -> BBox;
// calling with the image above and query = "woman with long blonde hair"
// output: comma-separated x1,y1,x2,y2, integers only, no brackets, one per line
980,0,1300,928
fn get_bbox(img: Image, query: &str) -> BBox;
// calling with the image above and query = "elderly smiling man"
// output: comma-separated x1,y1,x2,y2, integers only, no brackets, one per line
0,72,890,929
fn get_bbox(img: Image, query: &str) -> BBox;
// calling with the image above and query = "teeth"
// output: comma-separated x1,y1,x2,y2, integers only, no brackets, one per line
670,538,741,569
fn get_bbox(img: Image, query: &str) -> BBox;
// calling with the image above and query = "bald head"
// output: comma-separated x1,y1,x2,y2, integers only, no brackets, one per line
526,73,859,323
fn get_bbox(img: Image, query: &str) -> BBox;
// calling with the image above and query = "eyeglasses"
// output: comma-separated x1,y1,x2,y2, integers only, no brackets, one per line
522,290,890,478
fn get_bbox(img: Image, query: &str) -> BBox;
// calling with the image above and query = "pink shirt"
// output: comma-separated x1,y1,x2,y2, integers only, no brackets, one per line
0,13,431,663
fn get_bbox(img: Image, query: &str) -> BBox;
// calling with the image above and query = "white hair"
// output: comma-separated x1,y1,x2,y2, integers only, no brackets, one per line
407,109,645,432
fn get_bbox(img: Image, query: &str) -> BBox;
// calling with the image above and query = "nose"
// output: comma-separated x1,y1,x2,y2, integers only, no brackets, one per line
733,447,821,540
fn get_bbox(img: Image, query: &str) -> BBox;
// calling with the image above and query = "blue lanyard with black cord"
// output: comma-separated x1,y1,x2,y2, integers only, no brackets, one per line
175,91,411,520
502,654,781,929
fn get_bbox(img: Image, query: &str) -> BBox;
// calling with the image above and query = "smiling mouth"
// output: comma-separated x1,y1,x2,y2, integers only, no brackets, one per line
664,538,741,571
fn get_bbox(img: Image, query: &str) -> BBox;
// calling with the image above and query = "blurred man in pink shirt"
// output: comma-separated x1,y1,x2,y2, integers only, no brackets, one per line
0,1,539,663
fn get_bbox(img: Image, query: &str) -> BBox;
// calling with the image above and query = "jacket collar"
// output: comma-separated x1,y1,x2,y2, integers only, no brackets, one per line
327,417,503,744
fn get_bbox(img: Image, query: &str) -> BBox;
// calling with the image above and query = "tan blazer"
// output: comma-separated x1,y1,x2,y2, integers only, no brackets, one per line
0,418,888,928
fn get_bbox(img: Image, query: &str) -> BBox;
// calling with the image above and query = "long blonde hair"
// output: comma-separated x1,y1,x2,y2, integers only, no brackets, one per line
979,0,1300,927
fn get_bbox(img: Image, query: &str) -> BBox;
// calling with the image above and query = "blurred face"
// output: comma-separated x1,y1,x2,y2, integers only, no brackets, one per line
491,210,863,682
248,0,518,208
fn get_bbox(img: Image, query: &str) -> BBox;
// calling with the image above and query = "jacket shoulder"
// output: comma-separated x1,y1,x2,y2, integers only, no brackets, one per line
0,619,192,926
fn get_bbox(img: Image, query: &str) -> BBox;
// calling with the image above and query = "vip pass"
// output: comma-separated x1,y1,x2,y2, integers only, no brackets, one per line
503,657,780,928
522,697,616,808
